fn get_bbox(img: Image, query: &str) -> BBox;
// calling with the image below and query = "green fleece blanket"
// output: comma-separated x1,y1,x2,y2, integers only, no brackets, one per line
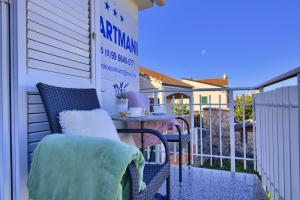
28,134,146,200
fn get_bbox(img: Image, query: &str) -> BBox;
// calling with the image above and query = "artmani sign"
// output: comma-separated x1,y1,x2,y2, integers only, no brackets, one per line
100,0,139,85
99,0,140,113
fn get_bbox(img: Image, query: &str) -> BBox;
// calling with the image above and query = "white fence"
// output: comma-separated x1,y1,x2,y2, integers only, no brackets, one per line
142,88,256,172
255,86,300,200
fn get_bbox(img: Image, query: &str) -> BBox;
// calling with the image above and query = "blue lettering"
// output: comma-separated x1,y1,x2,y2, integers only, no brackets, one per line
118,30,126,48
113,25,118,44
135,42,138,55
126,36,131,51
100,16,106,38
100,16,139,56
106,20,113,41
131,39,137,55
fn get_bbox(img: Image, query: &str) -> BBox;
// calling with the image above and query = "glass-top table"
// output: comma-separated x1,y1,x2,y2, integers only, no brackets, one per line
111,114,179,153
111,114,179,122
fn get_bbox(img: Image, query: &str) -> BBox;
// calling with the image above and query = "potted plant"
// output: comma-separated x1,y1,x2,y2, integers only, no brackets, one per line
113,82,128,114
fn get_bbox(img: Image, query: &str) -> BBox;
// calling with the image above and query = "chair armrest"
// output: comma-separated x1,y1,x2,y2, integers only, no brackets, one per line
175,116,191,134
126,162,139,199
117,128,169,163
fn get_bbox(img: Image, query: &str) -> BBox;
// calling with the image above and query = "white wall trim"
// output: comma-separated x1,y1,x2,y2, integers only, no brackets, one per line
0,0,11,199
10,0,29,199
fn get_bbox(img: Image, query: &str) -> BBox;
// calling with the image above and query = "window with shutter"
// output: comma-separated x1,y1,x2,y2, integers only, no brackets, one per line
26,0,91,78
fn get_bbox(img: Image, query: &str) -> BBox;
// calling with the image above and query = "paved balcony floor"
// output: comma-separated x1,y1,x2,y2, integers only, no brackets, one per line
158,166,268,200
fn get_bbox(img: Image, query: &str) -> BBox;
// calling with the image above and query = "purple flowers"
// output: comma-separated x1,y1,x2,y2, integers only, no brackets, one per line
113,82,128,99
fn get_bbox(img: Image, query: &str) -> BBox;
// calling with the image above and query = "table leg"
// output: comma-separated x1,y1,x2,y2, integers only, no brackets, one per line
176,125,183,183
141,121,144,155
149,146,154,163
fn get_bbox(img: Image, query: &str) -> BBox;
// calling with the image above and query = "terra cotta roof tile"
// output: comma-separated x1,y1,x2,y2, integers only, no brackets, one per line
139,66,193,88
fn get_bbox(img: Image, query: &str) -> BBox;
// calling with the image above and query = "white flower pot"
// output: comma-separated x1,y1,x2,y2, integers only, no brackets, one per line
116,99,128,114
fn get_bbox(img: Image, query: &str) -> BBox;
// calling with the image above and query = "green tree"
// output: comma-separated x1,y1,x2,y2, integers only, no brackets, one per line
174,104,190,115
234,95,253,122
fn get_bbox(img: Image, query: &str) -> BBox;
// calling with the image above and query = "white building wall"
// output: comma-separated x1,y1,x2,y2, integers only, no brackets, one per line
140,76,159,90
182,79,228,111
139,77,193,108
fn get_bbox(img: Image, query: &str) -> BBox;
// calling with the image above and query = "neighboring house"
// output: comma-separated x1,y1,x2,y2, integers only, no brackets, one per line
181,75,229,111
139,66,229,112
139,66,193,112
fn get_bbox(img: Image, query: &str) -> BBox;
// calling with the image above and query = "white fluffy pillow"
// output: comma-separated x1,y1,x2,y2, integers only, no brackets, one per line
59,109,120,141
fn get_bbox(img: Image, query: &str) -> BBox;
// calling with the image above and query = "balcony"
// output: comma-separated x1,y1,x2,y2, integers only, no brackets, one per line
159,166,268,200
140,67,300,200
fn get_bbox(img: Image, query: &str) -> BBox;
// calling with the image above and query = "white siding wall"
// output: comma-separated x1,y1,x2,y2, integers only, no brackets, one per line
255,86,300,200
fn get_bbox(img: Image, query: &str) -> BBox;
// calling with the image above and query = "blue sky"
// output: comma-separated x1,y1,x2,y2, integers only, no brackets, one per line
138,0,300,87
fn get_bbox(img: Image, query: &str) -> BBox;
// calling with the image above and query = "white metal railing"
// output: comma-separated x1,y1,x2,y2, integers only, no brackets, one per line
141,87,257,172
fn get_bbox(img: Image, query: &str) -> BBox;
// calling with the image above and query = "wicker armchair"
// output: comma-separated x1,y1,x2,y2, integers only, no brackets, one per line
36,82,170,200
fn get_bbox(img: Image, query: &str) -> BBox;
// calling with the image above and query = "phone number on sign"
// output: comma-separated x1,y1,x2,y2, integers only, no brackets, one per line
101,47,135,67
